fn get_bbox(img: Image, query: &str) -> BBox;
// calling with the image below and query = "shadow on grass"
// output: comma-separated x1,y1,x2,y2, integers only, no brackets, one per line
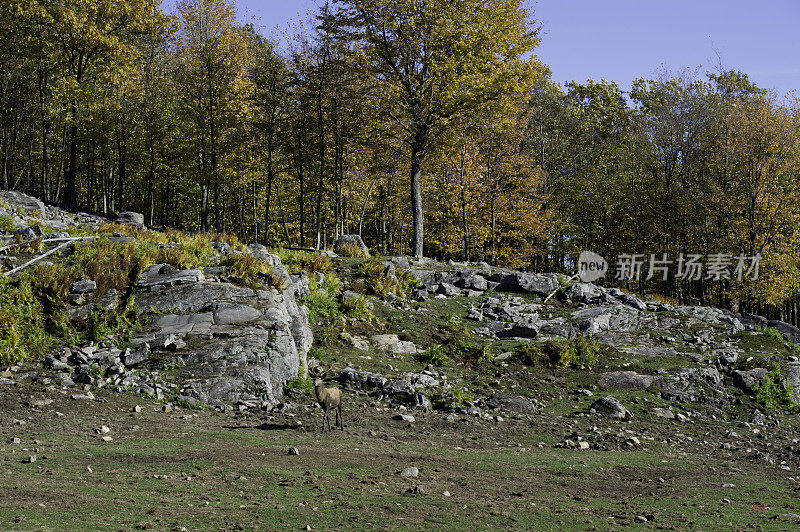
220,422,300,431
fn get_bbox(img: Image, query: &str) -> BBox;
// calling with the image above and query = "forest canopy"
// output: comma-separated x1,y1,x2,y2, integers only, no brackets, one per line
1,0,800,320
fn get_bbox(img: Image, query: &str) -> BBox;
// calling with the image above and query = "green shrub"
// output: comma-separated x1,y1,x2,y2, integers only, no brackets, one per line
763,327,785,343
357,258,384,280
305,291,341,323
0,276,50,366
221,253,286,290
416,345,453,367
0,215,15,233
451,386,475,406
542,336,602,369
753,367,800,412
341,294,374,322
339,243,368,258
281,250,332,274
284,366,315,398
516,343,543,365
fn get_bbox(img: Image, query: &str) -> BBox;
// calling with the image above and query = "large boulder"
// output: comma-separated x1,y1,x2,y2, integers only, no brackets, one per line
732,368,769,391
132,257,312,405
572,304,645,336
491,272,560,296
334,234,369,256
248,243,282,267
117,211,145,228
485,392,537,414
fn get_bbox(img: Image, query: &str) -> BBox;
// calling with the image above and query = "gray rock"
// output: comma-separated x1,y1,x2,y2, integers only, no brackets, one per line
485,392,537,414
607,288,648,311
598,371,655,390
508,315,542,338
333,234,369,256
248,244,282,266
213,305,262,325
152,313,214,336
453,273,488,291
123,345,149,366
436,282,460,297
493,272,559,296
341,332,370,351
117,211,145,228
653,407,675,419
732,368,769,391
0,190,44,213
13,226,38,241
394,414,416,423
572,305,644,335
589,396,631,418
340,368,388,390
372,334,417,354
680,367,723,387
70,280,97,294
137,264,205,292
44,231,71,240
785,364,800,403
565,283,603,303
400,466,419,477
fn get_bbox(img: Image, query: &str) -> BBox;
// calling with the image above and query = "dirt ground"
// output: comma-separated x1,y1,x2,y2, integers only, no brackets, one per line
2,377,800,531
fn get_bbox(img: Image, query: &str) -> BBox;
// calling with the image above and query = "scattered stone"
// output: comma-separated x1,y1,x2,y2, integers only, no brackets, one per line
589,396,631,418
71,392,95,401
394,414,415,423
25,455,36,463
70,280,97,294
653,408,675,419
485,393,537,414
598,371,655,390
122,345,149,366
400,466,419,477
101,436,113,442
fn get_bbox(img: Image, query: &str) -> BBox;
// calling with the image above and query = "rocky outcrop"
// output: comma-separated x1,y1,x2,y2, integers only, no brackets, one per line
334,234,369,256
131,258,312,406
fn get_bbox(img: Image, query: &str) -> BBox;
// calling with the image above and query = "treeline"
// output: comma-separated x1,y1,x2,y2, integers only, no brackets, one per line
1,0,800,318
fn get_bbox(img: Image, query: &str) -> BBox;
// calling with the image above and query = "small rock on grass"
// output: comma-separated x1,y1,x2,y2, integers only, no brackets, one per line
394,414,415,423
400,466,419,477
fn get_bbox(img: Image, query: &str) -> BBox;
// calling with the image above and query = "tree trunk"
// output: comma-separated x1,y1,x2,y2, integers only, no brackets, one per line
410,145,424,258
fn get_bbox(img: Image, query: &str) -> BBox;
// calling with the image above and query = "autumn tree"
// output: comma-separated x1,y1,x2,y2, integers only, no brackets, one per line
175,0,252,232
326,0,543,257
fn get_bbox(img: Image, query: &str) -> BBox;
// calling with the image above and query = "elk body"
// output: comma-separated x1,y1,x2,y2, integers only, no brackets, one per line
314,377,343,433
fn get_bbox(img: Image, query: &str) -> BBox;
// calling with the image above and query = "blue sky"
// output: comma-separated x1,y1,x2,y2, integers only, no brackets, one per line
162,0,800,96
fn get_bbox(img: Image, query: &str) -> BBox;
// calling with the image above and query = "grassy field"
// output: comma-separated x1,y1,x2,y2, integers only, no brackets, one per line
2,379,799,531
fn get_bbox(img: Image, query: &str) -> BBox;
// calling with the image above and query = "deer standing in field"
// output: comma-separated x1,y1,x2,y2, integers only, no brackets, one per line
314,376,343,433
